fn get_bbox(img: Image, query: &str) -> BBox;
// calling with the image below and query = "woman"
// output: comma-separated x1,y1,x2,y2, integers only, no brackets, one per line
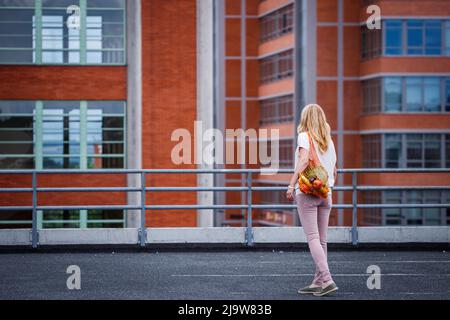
286,104,338,297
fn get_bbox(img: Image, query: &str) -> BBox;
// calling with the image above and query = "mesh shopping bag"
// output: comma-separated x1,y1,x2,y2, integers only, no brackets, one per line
298,133,330,198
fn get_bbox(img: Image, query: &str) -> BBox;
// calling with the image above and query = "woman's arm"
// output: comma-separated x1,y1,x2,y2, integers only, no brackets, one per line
286,147,309,200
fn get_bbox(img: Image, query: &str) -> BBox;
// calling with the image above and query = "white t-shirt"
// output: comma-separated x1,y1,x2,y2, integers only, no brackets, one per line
294,132,337,195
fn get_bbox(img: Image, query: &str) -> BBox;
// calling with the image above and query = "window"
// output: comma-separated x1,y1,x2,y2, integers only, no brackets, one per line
0,209,125,229
362,79,381,113
406,134,441,168
0,101,35,168
264,139,293,168
363,134,448,168
260,49,293,84
361,26,382,60
446,78,450,112
407,20,441,55
0,0,35,63
446,21,450,55
258,184,295,226
379,191,449,226
259,95,293,125
384,77,402,112
363,190,448,226
447,134,450,168
384,20,403,55
363,77,449,113
260,4,293,43
0,0,125,64
385,134,402,168
376,19,450,58
362,135,381,168
406,77,441,112
0,100,126,169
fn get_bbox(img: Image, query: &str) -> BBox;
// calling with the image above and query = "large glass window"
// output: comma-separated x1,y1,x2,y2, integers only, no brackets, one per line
363,134,448,168
0,100,126,169
0,0,125,64
376,19,449,57
381,191,449,226
363,77,448,113
362,191,449,226
407,20,441,55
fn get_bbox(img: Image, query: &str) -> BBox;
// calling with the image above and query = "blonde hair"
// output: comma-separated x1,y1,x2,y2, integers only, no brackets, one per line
297,104,331,153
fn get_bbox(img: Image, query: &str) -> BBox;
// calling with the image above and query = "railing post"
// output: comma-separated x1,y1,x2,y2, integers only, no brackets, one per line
351,172,358,246
139,171,147,247
246,172,253,246
31,171,38,248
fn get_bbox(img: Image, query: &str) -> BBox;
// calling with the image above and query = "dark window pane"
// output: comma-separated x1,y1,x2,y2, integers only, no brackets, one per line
385,134,402,167
0,157,34,168
0,143,33,155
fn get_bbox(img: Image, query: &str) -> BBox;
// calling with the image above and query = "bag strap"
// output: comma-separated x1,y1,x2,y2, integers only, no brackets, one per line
307,132,322,166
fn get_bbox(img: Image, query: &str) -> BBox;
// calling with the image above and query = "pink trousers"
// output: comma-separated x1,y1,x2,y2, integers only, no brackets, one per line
295,193,333,285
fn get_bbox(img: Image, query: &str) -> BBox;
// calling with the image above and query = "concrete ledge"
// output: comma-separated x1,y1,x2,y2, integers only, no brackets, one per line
0,226,449,247
253,227,351,243
39,228,138,245
358,226,450,243
147,227,245,243
0,229,30,245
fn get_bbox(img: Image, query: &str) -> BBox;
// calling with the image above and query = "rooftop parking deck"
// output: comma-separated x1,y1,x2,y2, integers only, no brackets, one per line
1,250,449,300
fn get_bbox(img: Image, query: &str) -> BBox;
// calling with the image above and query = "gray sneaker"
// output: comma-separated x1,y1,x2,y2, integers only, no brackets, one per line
298,285,322,295
313,282,338,297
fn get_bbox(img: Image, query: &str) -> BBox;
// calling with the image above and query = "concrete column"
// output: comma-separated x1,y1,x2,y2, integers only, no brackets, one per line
126,0,142,228
301,0,317,106
196,0,215,227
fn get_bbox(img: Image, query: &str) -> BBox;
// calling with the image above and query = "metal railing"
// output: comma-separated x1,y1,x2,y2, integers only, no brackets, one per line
0,168,449,248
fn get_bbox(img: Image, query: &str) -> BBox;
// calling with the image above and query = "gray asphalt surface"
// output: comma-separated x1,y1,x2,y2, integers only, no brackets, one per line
0,250,449,300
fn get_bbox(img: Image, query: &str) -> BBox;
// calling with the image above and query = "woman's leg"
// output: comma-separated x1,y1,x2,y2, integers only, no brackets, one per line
296,194,332,285
315,194,332,285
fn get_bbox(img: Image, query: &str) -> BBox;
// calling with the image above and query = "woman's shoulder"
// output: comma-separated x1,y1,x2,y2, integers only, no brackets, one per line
298,131,308,138
297,131,310,147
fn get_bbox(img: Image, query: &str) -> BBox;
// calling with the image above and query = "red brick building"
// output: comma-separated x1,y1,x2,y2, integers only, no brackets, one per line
0,0,449,230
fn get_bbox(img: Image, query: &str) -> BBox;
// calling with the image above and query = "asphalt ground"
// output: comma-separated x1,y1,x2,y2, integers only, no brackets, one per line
0,250,449,300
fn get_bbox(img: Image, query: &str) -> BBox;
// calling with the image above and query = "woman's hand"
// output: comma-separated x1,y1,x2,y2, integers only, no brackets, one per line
286,186,295,201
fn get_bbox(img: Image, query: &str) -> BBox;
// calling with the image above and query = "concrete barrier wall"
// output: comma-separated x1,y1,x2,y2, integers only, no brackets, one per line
0,227,449,246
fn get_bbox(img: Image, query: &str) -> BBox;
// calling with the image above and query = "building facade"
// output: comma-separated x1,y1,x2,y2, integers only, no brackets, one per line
0,0,449,229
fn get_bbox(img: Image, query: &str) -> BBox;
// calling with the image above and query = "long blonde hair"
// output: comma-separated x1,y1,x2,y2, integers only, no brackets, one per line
297,104,331,153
